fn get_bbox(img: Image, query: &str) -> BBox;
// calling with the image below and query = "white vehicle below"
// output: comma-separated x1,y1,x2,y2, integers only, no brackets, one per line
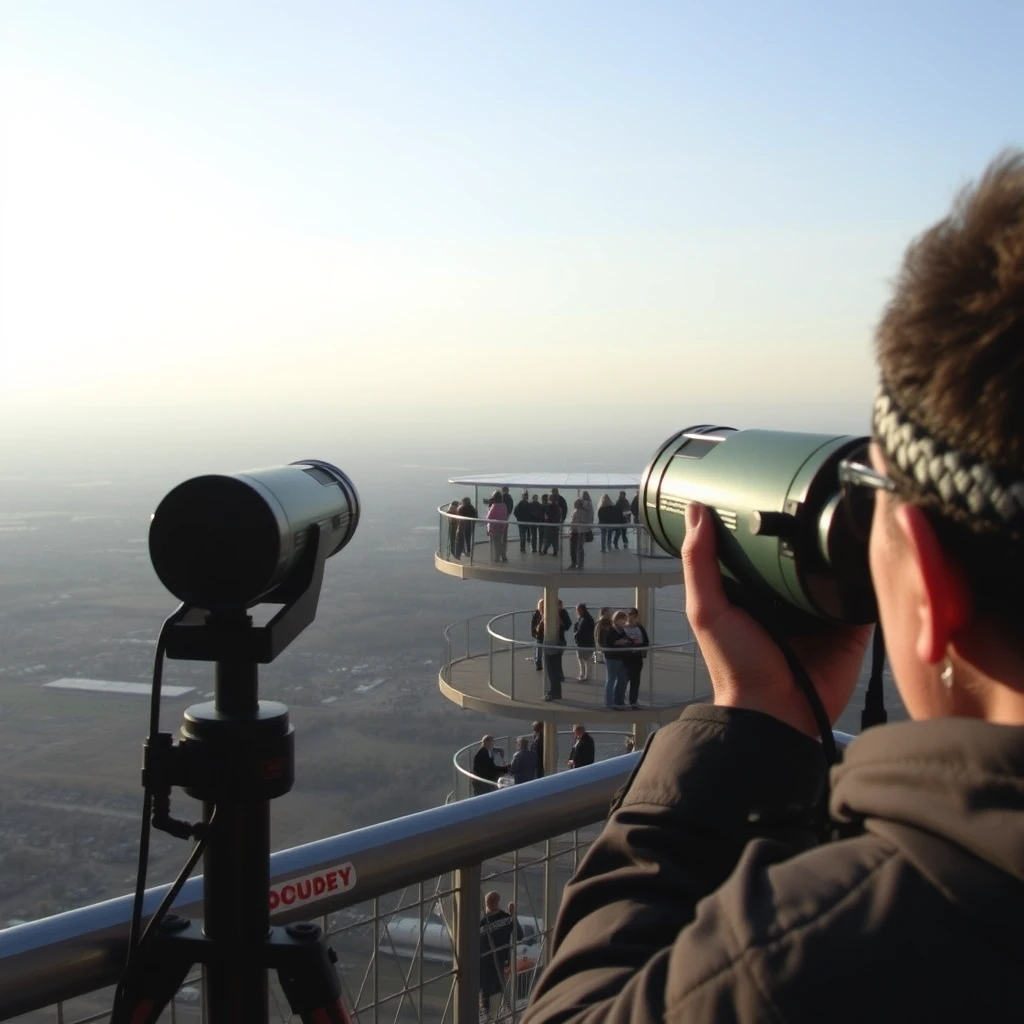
378,903,543,966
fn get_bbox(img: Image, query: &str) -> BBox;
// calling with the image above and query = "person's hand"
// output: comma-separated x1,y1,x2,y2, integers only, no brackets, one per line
508,901,516,916
567,759,575,768
682,502,871,738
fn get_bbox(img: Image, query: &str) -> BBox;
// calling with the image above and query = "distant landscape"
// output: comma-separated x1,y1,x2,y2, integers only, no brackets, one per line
0,458,905,926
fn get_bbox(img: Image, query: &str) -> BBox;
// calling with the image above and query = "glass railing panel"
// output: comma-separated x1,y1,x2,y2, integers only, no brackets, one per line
436,507,672,575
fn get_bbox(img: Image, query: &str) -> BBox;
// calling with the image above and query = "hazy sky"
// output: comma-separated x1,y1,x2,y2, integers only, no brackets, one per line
1,1,1020,474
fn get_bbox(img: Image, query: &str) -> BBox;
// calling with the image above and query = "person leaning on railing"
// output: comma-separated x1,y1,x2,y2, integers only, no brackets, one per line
522,151,1024,1023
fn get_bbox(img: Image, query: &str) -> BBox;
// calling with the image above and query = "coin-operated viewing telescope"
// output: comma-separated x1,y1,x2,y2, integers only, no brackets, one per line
640,426,876,629
110,462,361,1024
149,459,360,613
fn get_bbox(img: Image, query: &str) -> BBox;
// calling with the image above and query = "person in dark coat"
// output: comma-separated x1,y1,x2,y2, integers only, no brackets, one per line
530,720,544,779
567,724,595,769
596,494,616,552
613,490,631,548
530,597,545,670
528,494,543,551
479,890,523,1019
509,735,538,784
455,496,477,559
543,601,572,700
572,603,596,681
622,607,650,708
445,500,460,559
470,735,507,796
541,495,561,556
523,152,1024,1024
549,487,568,522
514,491,535,552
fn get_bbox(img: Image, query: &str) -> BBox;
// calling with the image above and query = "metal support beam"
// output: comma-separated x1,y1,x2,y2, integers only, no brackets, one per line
543,838,560,969
635,584,653,701
452,863,482,1024
543,719,558,777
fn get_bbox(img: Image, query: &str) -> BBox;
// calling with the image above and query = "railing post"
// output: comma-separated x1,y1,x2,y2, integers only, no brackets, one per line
542,720,558,778
453,863,481,1024
544,838,559,966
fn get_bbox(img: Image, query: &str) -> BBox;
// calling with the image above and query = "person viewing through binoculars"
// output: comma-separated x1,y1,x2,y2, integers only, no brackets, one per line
523,151,1024,1023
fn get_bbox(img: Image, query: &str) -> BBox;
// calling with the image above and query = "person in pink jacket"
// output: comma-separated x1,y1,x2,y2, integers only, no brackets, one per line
485,490,509,562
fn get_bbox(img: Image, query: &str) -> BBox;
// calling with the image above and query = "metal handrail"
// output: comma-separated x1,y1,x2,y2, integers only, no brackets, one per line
0,752,637,1021
453,729,636,792
485,609,691,656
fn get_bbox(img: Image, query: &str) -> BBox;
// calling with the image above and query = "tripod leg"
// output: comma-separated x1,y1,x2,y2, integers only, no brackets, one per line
271,923,352,1024
114,921,197,1024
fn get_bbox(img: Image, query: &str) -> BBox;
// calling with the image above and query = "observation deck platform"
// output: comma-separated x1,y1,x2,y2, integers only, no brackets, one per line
434,535,680,587
439,611,712,725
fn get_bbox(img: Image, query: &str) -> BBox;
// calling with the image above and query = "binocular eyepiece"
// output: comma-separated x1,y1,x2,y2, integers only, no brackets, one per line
640,426,876,627
149,460,360,613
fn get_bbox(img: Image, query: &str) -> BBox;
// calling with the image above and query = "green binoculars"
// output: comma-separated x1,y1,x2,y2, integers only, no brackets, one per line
640,426,876,628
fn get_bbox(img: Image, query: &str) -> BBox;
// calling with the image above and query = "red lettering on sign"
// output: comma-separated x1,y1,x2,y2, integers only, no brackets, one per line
268,862,356,912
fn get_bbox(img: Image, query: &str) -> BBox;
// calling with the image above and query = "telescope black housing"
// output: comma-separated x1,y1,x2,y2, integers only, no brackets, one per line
640,425,876,627
149,460,359,612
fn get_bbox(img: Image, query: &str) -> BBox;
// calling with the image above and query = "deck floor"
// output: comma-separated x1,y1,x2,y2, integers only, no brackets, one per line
441,648,713,723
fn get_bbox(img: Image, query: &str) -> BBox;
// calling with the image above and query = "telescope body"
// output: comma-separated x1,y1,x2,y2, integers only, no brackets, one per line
641,426,875,625
149,460,359,612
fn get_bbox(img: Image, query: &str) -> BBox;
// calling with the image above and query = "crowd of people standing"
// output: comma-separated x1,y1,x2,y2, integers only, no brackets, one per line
444,487,640,567
529,601,650,707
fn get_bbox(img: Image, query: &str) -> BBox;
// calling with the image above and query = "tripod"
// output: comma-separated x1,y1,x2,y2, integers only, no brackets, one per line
115,528,352,1024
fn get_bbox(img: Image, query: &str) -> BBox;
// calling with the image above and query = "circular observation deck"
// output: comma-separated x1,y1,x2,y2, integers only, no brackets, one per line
436,473,679,587
439,610,712,725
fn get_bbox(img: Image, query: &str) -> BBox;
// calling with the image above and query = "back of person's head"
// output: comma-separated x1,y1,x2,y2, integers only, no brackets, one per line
532,719,542,734
485,890,501,911
875,150,1024,646
573,499,583,509
600,494,611,506
518,735,529,750
573,723,585,736
576,602,587,614
481,734,494,747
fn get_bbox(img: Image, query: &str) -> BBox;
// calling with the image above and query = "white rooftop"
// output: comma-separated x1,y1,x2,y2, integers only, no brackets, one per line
448,473,638,490
44,678,196,697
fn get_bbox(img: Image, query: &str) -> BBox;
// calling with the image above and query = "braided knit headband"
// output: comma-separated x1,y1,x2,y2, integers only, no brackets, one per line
872,382,1024,537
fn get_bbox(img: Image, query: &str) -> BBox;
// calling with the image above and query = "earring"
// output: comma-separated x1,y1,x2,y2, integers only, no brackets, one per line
940,658,954,690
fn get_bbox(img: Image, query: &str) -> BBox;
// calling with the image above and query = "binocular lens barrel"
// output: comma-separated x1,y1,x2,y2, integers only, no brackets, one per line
149,460,360,611
640,426,876,625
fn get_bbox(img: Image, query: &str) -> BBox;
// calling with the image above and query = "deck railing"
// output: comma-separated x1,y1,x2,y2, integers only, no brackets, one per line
441,611,709,712
0,753,638,1024
436,506,672,574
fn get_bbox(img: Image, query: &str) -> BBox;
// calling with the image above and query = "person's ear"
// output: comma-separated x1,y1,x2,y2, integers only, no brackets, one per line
894,504,970,664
